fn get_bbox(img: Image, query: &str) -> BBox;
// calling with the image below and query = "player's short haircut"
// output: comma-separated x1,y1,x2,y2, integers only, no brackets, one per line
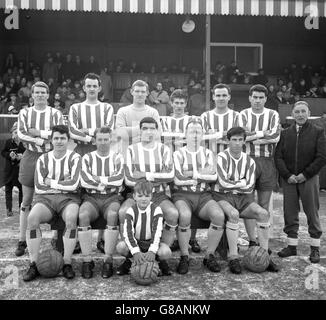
249,84,268,96
131,80,149,91
292,100,309,110
31,81,49,94
170,89,188,102
139,117,158,129
94,126,112,139
83,73,101,87
185,116,203,131
51,125,70,140
134,181,153,196
227,126,246,141
212,83,231,95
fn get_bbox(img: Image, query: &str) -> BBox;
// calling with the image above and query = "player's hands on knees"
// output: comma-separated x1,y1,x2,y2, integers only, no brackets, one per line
133,252,146,265
144,251,156,262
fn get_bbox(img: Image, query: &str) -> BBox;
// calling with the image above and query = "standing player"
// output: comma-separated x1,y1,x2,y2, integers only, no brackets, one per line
213,127,279,273
172,117,225,274
239,84,280,247
78,126,124,278
69,73,114,253
118,117,178,276
23,125,81,281
16,81,63,256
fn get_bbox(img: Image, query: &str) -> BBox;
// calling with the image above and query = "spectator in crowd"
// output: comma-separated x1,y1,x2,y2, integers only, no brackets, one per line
275,91,286,107
213,61,227,83
0,81,5,99
180,65,188,74
254,68,268,86
5,93,21,114
289,62,300,85
2,52,17,73
299,64,312,88
56,81,70,102
2,67,14,84
319,83,326,98
129,61,140,73
187,83,206,116
308,85,320,98
42,56,58,84
100,67,113,102
149,82,170,116
225,60,238,83
149,65,157,74
62,54,75,81
1,122,25,217
296,79,309,97
64,92,78,113
71,80,82,96
73,55,85,81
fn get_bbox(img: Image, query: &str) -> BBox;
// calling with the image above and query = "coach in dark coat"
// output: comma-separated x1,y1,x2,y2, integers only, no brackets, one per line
1,122,25,216
274,101,326,263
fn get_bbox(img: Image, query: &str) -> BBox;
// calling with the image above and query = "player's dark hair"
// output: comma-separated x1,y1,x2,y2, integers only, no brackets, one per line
139,117,158,129
94,126,112,139
134,181,153,196
212,83,231,95
83,73,101,87
51,124,70,140
227,126,246,141
170,89,188,103
249,84,268,96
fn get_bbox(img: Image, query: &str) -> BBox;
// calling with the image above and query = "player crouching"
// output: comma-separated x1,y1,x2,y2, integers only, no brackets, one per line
172,117,225,274
213,127,279,274
23,125,82,281
78,127,124,278
116,181,172,276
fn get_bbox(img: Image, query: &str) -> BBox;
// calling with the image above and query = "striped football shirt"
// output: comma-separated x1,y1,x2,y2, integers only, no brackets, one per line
172,146,217,193
68,101,114,144
81,150,124,195
34,149,81,194
125,142,174,193
123,203,163,255
214,148,256,194
201,109,239,154
238,107,280,158
17,106,64,153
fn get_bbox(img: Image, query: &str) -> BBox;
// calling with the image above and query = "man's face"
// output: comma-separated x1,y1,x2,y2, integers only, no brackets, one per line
213,88,230,109
83,78,101,99
32,86,49,106
131,85,148,104
186,123,203,147
228,135,245,154
140,123,157,143
12,129,18,141
249,91,266,112
51,131,68,152
292,103,310,125
133,192,151,210
95,132,111,154
172,98,186,116
156,83,163,91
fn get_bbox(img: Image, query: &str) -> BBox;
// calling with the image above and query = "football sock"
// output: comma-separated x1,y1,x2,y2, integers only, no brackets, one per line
226,222,239,258
207,223,224,255
78,226,92,262
257,222,270,251
26,228,42,263
63,228,77,264
19,206,30,241
177,225,191,256
161,223,178,247
244,219,256,242
104,226,119,261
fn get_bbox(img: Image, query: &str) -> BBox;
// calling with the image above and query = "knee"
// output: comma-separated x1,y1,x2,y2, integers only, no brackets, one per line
65,214,78,229
116,241,129,256
106,210,119,225
157,243,172,260
78,211,90,226
228,208,240,224
164,207,179,225
210,207,225,226
178,212,191,228
257,208,270,223
27,213,40,230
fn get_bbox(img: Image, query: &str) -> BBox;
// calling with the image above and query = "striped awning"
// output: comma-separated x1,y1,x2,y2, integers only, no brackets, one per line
1,0,325,17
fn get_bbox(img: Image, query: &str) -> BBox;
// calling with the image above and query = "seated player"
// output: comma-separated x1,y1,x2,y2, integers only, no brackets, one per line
213,127,279,274
78,126,124,279
23,125,82,281
117,117,178,276
172,117,225,274
161,89,201,253
116,181,172,275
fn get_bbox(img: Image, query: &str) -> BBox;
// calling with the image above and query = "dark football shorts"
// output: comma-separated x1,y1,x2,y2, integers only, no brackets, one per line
253,156,277,191
212,191,254,214
172,191,213,217
81,193,123,216
33,193,81,219
18,149,43,188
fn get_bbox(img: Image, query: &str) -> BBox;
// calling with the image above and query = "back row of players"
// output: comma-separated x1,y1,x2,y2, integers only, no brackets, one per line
16,74,280,281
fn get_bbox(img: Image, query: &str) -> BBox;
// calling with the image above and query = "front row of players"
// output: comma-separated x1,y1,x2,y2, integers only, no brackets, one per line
23,118,278,281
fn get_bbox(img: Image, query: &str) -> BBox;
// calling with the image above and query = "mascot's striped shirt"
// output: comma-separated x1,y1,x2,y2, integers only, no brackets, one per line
172,146,217,193
81,151,124,194
238,108,280,158
68,101,114,145
123,203,163,255
214,148,256,194
125,142,174,193
201,109,239,154
34,149,81,194
17,106,63,153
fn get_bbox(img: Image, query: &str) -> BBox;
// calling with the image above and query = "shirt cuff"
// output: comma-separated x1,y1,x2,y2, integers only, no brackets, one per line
256,131,264,139
35,137,44,146
131,246,141,255
148,245,158,254
40,130,48,139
